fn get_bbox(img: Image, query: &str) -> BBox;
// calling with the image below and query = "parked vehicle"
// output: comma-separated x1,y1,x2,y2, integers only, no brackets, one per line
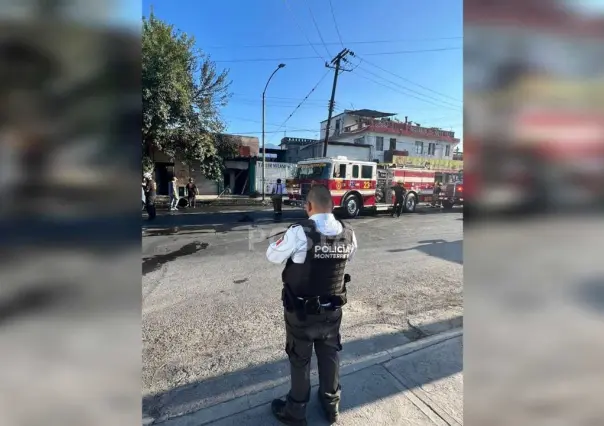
440,180,464,210
286,156,437,218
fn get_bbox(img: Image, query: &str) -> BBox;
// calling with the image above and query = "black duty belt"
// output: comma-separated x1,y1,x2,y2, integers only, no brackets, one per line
282,275,350,319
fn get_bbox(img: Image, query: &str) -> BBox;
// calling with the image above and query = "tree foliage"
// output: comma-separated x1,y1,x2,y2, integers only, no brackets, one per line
142,12,237,179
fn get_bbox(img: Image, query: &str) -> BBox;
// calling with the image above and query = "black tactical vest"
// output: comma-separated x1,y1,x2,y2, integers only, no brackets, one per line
282,218,354,298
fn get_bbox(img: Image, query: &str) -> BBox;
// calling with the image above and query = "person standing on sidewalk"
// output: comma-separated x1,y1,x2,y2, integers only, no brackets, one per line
143,172,157,221
271,178,287,215
186,178,198,208
266,184,358,426
169,176,179,211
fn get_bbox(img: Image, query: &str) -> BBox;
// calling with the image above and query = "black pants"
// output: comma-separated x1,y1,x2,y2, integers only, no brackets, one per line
432,192,441,206
145,200,156,220
392,198,404,217
283,309,342,420
188,196,196,208
272,196,283,213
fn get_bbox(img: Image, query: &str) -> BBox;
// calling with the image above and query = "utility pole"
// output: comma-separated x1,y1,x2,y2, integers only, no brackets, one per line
323,48,354,157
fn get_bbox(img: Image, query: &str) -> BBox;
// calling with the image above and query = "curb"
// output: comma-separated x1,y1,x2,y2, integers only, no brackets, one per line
148,328,463,425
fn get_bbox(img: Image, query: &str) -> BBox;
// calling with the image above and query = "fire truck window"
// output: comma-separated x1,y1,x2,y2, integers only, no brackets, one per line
338,164,346,178
361,165,373,179
352,165,359,178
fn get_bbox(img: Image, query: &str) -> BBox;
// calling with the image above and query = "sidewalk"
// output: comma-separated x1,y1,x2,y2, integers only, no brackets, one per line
149,329,462,426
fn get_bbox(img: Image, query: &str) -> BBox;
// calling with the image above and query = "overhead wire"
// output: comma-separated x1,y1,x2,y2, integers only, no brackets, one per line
267,69,332,143
282,0,327,61
303,0,332,58
359,56,463,103
328,0,344,48
204,36,462,49
213,47,461,63
355,63,462,109
350,69,461,112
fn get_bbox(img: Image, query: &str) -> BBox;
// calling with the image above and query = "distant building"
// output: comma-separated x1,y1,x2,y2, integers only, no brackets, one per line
319,109,461,164
280,137,374,162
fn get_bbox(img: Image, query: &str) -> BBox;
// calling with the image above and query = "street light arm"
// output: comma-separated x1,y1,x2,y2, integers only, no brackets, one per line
263,64,285,96
261,63,285,202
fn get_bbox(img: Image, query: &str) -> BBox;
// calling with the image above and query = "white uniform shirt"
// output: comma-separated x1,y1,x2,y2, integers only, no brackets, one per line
266,213,358,264
272,182,287,195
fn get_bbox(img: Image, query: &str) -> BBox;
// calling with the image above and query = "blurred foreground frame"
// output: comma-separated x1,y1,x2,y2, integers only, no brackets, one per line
0,2,142,426
464,1,604,426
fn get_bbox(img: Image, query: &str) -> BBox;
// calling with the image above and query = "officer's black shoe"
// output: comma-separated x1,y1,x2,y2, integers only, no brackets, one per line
271,399,307,426
317,390,339,424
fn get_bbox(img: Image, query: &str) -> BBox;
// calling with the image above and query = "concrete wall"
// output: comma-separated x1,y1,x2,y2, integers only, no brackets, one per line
320,113,358,140
148,148,217,196
255,161,297,195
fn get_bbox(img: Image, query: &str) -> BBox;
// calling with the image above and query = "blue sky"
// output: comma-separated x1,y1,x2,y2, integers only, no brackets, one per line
142,0,463,148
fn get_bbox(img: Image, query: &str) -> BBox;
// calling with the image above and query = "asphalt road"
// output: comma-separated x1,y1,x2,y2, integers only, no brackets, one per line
142,208,463,403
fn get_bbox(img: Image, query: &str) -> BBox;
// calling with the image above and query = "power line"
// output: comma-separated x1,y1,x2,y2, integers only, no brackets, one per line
282,0,327,61
223,115,320,133
268,70,331,143
359,57,463,103
213,47,461,63
356,64,462,109
350,69,461,111
328,0,344,48
231,94,331,102
205,36,462,49
303,0,331,58
228,129,317,135
228,98,343,112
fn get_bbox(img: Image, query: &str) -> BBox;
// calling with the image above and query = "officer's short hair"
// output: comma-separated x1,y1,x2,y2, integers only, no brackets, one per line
307,184,333,209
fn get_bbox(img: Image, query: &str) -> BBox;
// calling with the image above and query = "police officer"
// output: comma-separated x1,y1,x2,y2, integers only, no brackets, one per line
266,184,358,426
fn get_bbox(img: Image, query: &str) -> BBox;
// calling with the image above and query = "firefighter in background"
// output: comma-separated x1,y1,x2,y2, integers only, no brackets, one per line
271,178,287,215
432,181,442,207
391,180,406,218
266,184,357,425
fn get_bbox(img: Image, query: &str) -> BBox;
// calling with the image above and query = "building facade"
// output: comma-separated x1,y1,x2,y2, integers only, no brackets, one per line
320,109,461,163
280,137,373,162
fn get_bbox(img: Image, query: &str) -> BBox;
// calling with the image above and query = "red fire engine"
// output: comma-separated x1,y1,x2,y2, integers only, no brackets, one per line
287,156,437,218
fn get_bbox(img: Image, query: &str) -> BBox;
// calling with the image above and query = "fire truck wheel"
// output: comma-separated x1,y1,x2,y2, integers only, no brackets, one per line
343,194,361,218
442,200,453,210
403,193,417,213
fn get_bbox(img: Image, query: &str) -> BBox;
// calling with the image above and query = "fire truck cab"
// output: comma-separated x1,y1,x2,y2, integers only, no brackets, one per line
287,156,436,218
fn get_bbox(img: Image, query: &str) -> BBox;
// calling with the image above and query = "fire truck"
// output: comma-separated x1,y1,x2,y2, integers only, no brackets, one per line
286,156,436,218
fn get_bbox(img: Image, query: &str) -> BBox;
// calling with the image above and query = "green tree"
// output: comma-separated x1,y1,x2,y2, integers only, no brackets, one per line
142,12,237,179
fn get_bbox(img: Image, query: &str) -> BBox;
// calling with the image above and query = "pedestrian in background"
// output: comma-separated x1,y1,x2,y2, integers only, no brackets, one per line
169,176,179,211
266,184,358,425
271,178,287,215
186,178,198,208
143,172,157,220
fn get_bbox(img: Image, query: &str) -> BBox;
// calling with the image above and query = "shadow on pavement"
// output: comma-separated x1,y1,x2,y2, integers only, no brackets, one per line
142,315,462,422
387,239,463,265
142,242,209,275
416,207,463,215
143,210,308,231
